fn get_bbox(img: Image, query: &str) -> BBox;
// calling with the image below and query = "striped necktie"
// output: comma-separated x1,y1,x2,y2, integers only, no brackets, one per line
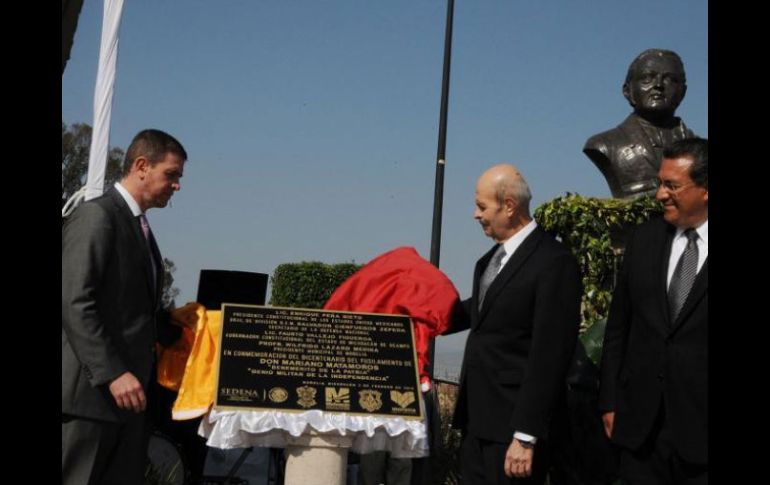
668,229,699,322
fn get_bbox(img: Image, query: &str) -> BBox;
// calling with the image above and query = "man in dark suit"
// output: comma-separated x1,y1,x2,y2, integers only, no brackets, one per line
583,49,695,199
599,138,708,484
448,164,582,484
62,129,190,485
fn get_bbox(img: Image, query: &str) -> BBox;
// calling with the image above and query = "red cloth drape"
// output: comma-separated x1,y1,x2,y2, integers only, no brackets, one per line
323,246,459,388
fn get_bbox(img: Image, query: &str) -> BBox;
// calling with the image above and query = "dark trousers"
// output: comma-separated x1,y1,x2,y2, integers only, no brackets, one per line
151,383,208,482
359,451,412,485
459,433,548,485
619,407,707,485
62,412,149,485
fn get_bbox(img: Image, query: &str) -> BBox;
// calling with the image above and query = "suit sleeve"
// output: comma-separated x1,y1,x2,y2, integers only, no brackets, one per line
156,308,182,347
511,253,582,438
443,298,472,335
598,229,636,412
62,203,128,386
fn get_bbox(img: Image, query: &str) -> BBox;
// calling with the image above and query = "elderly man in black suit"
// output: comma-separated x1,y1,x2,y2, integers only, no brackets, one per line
447,164,582,484
584,49,695,199
62,129,191,485
599,138,708,484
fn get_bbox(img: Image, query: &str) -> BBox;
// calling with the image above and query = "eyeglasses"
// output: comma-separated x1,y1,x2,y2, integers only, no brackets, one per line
655,180,696,195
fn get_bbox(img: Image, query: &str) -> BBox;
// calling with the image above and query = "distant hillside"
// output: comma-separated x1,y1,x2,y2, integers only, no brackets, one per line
433,349,464,383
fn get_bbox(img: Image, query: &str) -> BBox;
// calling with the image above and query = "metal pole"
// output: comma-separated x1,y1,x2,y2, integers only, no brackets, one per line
427,0,454,380
413,4,455,484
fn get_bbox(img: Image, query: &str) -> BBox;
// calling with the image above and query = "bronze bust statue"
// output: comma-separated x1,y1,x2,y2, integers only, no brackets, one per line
584,49,695,199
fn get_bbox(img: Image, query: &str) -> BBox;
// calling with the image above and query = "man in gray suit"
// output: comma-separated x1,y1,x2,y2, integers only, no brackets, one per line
62,129,190,485
583,49,694,199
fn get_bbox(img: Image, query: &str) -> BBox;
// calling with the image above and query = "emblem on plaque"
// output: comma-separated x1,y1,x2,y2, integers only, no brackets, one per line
296,386,317,408
358,390,383,412
390,390,415,409
269,387,288,403
325,387,351,410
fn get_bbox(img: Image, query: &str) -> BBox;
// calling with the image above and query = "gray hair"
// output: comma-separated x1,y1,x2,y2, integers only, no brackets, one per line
495,173,532,209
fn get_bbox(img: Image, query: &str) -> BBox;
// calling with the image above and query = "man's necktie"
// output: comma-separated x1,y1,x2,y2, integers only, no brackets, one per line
668,229,699,322
139,214,151,241
478,245,506,310
139,214,158,290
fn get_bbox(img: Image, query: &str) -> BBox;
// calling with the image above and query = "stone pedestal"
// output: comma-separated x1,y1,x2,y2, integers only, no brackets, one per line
283,432,354,485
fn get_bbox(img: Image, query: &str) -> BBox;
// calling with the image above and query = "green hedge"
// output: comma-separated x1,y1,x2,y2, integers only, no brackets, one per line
269,261,363,309
534,193,662,331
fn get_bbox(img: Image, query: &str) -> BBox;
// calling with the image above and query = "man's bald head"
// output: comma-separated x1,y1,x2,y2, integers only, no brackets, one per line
474,164,533,242
478,164,532,213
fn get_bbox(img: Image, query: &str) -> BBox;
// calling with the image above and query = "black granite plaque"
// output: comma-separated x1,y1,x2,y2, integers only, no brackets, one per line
214,305,423,419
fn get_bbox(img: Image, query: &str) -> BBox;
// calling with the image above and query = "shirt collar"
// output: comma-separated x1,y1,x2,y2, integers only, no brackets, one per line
114,181,143,217
500,219,538,257
674,219,708,245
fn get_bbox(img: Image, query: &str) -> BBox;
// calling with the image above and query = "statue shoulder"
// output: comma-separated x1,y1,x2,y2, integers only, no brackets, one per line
584,116,638,155
584,131,610,154
584,128,620,156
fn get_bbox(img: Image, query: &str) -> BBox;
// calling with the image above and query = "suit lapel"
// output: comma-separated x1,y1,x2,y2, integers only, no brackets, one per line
148,230,164,306
106,188,157,303
472,245,499,327
657,223,676,332
477,228,543,323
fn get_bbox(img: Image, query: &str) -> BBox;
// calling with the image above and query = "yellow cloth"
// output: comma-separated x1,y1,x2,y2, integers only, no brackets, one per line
155,324,195,391
156,304,222,420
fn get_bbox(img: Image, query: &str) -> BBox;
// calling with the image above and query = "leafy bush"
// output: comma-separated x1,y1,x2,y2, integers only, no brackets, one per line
269,261,362,308
534,193,661,331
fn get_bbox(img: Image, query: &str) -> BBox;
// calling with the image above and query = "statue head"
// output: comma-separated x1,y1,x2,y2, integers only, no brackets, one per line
623,49,687,122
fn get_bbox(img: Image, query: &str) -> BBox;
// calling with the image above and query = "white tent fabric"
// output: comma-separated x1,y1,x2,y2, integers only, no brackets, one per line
84,0,125,201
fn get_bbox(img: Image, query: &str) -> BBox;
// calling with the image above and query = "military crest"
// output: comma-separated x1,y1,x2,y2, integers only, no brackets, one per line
358,390,383,412
296,385,317,408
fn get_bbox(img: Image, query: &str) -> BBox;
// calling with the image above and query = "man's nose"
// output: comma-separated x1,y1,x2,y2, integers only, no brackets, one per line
652,74,666,88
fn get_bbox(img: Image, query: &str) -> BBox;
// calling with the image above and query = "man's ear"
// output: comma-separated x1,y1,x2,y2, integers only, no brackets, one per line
131,156,149,178
504,196,517,216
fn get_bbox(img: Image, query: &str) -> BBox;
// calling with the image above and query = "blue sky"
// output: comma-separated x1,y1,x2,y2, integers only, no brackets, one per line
62,0,707,368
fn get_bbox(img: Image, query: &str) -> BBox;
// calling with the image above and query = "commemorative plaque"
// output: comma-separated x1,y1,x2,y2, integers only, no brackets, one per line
215,304,423,419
